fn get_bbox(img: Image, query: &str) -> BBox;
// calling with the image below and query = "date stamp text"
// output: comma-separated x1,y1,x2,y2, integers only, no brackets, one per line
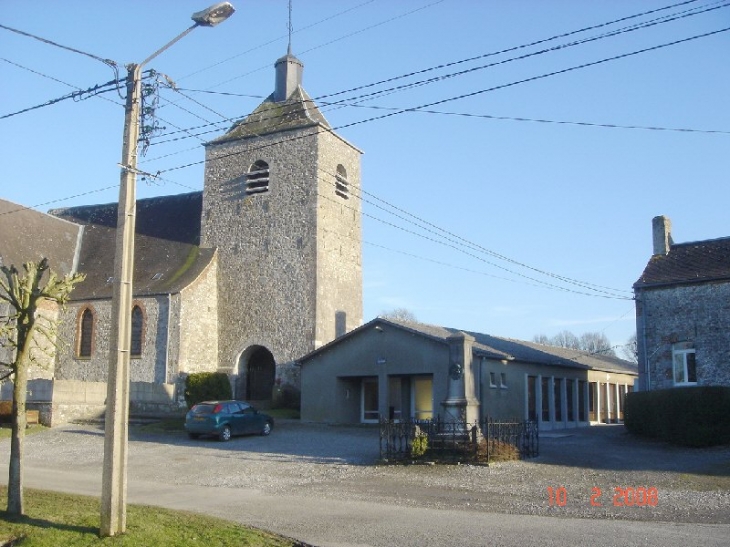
547,486,658,507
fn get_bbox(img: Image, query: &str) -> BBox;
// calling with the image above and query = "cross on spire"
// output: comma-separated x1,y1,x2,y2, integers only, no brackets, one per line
287,0,293,55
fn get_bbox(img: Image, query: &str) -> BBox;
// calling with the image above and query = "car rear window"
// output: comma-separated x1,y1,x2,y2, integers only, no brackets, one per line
191,404,215,415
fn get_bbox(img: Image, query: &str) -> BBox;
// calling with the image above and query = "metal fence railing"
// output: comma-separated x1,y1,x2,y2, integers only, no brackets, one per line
379,416,539,463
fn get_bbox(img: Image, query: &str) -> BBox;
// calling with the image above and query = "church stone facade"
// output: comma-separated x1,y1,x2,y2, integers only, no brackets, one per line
0,51,362,423
202,51,362,400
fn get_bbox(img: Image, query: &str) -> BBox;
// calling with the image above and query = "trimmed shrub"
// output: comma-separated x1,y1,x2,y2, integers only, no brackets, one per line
273,384,301,410
624,387,730,447
410,430,429,459
184,372,232,409
476,438,520,462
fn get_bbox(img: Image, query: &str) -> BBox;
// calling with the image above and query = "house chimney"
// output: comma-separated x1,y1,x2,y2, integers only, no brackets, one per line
652,215,673,255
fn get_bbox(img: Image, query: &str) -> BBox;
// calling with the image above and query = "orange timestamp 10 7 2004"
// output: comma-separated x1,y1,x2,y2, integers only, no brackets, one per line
547,486,659,507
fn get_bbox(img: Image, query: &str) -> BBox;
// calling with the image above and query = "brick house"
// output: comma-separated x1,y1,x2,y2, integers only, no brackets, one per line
0,51,363,424
634,216,730,390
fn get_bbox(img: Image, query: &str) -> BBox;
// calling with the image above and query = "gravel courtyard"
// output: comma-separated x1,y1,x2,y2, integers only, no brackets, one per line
10,420,730,526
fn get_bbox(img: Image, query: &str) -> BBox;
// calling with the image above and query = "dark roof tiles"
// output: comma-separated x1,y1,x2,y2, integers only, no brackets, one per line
635,237,730,289
49,192,213,299
210,88,330,144
301,317,638,376
0,199,82,276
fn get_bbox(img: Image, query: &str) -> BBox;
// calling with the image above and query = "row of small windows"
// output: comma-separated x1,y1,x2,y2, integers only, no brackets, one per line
244,161,350,199
77,306,144,359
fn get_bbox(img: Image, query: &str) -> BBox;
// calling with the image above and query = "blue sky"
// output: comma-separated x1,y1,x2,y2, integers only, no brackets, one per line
1,1,728,354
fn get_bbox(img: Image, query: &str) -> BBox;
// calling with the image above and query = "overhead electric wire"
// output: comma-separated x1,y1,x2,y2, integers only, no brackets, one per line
315,185,633,300
143,1,730,148
2,2,720,300
125,11,729,299
159,89,730,139
177,0,378,82
0,23,117,69
317,1,730,111
329,26,730,136
313,166,632,299
0,185,121,218
346,174,631,297
0,70,121,120
154,24,730,177
313,0,709,103
204,0,447,90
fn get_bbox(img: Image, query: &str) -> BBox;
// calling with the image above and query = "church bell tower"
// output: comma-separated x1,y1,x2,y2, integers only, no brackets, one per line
201,49,363,403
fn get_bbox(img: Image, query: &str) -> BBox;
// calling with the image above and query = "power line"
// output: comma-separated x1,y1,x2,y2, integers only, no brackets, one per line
0,23,117,69
0,185,121,218
0,71,121,120
1,4,718,299
165,89,730,138
203,0,446,90
314,0,711,103
141,2,730,149
176,0,378,82
318,1,730,111
315,186,632,300
154,25,730,177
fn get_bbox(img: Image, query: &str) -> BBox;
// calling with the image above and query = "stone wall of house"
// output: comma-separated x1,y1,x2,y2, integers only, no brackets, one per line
55,295,169,383
202,124,363,385
636,281,730,389
170,255,219,379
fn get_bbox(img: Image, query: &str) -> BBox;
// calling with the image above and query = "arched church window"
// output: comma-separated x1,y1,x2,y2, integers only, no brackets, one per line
130,305,144,358
246,160,270,195
77,308,94,358
335,164,349,199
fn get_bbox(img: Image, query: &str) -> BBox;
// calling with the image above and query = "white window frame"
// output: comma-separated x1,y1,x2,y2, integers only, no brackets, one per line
489,371,497,388
361,378,379,423
672,345,697,386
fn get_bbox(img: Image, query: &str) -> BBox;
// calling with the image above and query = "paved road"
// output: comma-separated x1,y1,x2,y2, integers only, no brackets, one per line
1,423,728,547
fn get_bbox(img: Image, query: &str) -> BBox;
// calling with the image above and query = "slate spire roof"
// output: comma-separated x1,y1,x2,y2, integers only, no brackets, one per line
210,50,330,145
634,236,730,289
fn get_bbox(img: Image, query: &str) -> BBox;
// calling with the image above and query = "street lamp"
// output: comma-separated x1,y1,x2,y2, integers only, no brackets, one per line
101,3,234,537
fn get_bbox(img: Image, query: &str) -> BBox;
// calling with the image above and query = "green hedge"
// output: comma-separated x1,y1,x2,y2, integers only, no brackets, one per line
184,372,232,409
624,387,730,447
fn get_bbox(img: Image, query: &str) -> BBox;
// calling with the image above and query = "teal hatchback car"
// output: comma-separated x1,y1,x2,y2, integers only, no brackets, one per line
184,400,274,441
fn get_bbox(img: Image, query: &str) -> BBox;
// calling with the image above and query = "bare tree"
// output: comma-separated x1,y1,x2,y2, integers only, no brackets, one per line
379,308,418,322
0,258,85,515
552,330,581,350
578,332,616,357
620,333,638,364
533,330,616,357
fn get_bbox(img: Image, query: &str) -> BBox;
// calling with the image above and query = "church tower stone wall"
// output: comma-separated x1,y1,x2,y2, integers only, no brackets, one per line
201,53,362,399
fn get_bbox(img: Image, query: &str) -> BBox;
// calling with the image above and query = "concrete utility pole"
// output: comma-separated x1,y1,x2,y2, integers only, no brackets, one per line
101,3,235,537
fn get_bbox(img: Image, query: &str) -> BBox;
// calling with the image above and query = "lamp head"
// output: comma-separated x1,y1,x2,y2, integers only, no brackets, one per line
192,2,235,27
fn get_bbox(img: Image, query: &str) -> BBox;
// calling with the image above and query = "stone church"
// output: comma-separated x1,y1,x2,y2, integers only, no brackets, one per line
0,51,363,424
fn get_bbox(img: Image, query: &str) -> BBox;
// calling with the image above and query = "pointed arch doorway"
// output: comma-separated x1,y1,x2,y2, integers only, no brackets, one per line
236,345,276,406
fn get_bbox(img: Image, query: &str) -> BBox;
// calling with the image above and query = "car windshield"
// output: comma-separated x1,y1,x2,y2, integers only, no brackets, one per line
191,404,215,415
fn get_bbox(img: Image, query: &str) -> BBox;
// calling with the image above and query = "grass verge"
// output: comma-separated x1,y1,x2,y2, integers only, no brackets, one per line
0,487,303,546
0,425,47,440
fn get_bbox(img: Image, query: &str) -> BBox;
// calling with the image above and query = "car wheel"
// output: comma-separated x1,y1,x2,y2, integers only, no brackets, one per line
187,432,200,440
219,425,232,442
261,421,272,436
